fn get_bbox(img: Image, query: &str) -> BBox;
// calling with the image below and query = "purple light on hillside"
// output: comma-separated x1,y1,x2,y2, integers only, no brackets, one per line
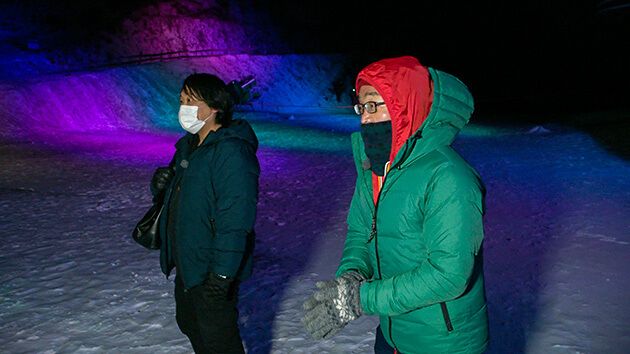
102,2,285,58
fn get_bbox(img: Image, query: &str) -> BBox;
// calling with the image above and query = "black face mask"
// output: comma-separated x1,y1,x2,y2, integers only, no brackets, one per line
360,121,392,176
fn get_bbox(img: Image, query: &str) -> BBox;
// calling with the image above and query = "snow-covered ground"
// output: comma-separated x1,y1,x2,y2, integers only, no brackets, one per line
1,107,629,353
2,0,629,352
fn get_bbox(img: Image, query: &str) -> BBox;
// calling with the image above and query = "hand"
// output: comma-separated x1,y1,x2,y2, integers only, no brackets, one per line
302,272,367,339
201,272,234,302
150,166,174,197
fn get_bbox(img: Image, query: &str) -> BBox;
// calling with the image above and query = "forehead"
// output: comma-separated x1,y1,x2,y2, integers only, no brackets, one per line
180,86,202,100
358,85,382,99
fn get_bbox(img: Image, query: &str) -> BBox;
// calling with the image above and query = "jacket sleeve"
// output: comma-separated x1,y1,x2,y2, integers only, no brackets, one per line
211,139,260,278
336,179,374,279
360,163,485,316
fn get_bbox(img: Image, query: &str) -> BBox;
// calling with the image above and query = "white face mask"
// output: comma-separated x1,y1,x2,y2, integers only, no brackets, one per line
178,105,213,134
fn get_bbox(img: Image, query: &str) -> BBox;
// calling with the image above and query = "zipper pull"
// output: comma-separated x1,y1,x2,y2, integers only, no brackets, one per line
368,216,376,243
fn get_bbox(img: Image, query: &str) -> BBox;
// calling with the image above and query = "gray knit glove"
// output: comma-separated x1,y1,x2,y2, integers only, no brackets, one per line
302,272,367,339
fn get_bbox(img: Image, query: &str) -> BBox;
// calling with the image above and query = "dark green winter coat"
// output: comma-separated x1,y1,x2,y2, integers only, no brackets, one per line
159,119,260,290
337,57,489,353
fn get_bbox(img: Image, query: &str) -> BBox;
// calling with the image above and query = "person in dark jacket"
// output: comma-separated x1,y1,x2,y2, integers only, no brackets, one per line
150,73,260,353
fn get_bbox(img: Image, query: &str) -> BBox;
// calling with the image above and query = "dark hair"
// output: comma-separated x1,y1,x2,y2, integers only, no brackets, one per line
182,73,234,127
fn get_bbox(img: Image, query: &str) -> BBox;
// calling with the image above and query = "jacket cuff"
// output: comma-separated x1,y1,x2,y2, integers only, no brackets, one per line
359,280,374,315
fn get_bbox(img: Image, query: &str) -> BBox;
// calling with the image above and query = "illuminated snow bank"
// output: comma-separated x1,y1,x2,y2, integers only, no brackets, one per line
0,54,352,135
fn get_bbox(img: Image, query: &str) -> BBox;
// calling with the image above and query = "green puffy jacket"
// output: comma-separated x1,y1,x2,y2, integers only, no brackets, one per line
337,58,489,353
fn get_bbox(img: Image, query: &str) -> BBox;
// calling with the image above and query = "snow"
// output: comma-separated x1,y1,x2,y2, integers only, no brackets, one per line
1,18,629,350
1,98,629,353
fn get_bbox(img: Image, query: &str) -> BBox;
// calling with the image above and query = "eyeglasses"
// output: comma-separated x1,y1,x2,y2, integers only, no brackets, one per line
353,101,385,115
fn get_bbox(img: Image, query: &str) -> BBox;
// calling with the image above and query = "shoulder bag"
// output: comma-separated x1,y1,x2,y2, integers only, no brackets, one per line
132,199,163,250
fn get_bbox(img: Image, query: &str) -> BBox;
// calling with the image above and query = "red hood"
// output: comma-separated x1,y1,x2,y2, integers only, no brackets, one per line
356,56,433,162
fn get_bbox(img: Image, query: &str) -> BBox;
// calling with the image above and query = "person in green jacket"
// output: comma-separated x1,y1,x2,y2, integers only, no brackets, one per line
302,56,489,353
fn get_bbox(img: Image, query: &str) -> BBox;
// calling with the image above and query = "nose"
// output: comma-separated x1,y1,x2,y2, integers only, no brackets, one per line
360,110,371,124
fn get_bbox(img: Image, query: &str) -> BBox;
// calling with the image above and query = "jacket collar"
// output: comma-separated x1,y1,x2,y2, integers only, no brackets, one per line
174,119,259,152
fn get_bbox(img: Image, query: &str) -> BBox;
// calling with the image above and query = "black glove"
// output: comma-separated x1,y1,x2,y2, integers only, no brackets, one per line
150,166,174,197
202,272,234,302
302,272,367,339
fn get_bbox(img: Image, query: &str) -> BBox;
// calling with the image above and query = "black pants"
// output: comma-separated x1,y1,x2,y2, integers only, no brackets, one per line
374,325,396,353
174,277,244,354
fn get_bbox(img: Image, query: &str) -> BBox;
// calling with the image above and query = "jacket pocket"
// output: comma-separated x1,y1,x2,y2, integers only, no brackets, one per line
440,302,454,331
210,218,217,236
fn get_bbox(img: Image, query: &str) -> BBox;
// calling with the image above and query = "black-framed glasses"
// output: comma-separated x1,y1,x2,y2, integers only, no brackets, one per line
353,101,385,115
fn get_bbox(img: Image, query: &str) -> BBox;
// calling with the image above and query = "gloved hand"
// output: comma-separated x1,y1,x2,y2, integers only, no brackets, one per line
302,272,367,339
150,166,174,197
201,272,234,302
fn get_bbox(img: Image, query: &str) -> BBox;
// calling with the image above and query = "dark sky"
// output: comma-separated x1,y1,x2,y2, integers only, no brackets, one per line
264,0,630,113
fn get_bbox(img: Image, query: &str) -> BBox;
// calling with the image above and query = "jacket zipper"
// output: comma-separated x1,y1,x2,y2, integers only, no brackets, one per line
172,138,211,292
178,144,203,292
175,153,195,291
369,147,408,273
373,169,398,351
388,317,401,353
173,178,189,292
367,135,421,353
440,302,454,331
370,182,383,280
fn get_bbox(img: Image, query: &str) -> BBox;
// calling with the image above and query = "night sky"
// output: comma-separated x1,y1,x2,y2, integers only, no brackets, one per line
265,0,630,115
